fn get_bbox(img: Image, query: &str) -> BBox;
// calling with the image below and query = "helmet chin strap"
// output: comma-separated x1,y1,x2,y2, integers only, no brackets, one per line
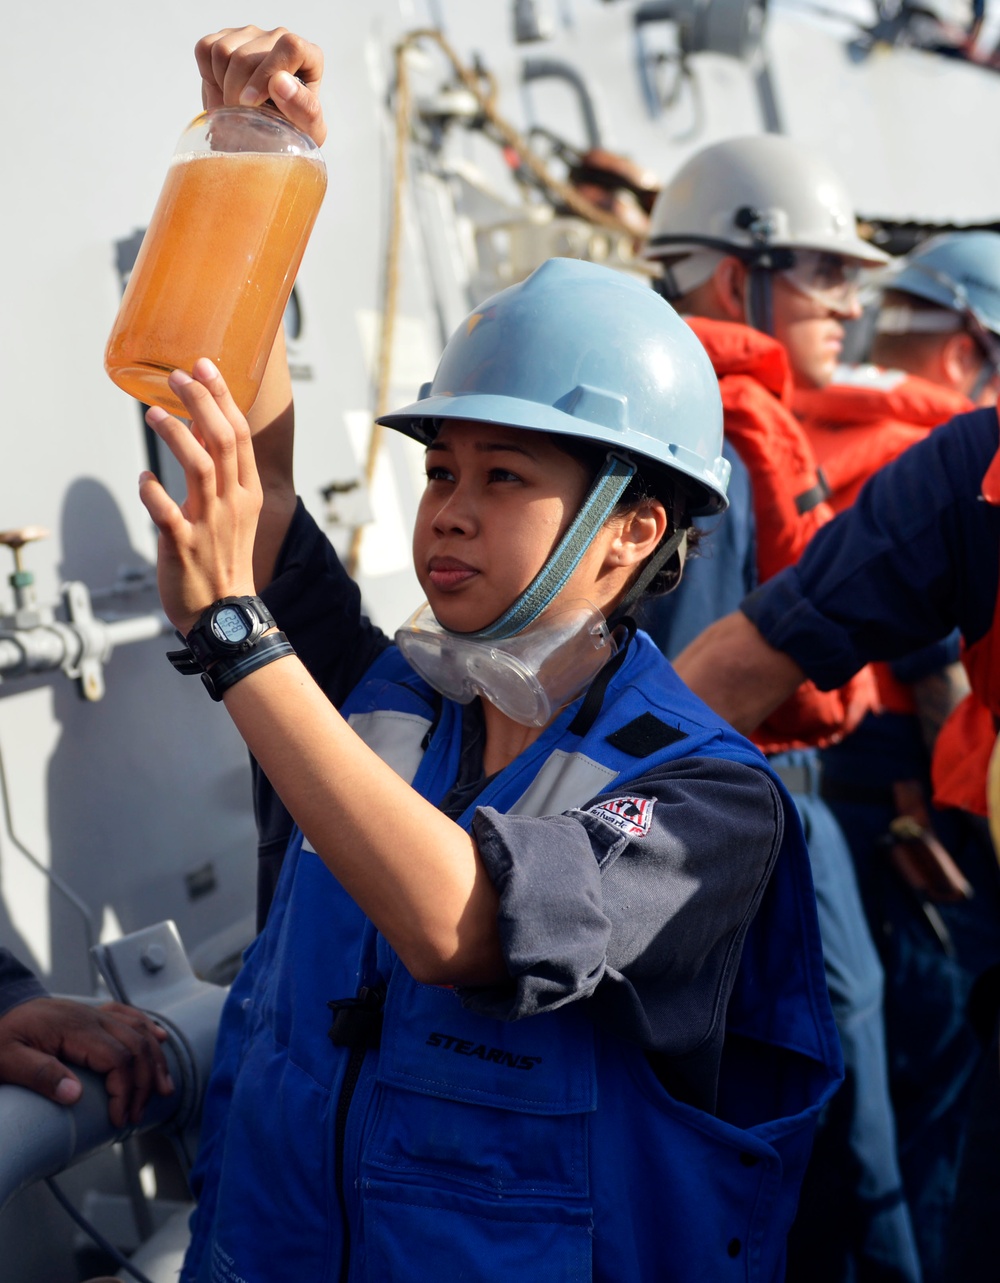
966,319,1000,402
447,452,637,643
745,266,775,336
970,358,999,403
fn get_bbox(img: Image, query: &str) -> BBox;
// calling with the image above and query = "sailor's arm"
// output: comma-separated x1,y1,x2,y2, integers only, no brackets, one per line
194,25,327,592
246,328,296,592
673,611,807,734
139,363,505,989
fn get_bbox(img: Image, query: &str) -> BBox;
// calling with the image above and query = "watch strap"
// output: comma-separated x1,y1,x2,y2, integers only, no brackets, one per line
166,646,204,676
200,630,296,702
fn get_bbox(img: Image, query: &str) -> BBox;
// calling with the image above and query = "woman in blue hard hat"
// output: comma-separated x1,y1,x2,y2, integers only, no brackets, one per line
138,26,840,1283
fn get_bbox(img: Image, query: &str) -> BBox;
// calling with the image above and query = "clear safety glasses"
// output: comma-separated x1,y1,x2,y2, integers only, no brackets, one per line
779,249,869,316
395,599,615,728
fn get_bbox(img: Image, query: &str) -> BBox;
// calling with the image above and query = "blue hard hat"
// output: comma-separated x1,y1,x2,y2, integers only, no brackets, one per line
378,258,729,515
885,231,1000,338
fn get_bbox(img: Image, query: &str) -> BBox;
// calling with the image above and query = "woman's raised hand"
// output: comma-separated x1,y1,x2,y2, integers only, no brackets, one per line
139,360,263,637
194,25,326,146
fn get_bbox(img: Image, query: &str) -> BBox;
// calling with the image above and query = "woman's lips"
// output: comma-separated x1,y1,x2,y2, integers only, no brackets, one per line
427,557,479,590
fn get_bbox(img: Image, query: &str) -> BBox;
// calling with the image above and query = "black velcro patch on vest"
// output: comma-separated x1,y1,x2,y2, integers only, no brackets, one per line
606,712,687,757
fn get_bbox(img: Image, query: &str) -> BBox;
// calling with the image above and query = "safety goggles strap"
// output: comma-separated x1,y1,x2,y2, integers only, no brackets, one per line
566,526,688,736
569,617,637,737
456,452,637,643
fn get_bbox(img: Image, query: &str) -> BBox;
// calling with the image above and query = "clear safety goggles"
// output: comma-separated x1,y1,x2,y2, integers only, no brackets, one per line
778,249,869,316
395,599,615,728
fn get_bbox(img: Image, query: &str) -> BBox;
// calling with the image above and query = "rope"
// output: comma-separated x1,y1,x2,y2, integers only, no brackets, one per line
344,27,639,577
345,38,413,577
411,28,640,236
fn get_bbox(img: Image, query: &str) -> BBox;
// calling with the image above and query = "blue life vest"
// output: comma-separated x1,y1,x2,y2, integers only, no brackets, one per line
183,633,841,1283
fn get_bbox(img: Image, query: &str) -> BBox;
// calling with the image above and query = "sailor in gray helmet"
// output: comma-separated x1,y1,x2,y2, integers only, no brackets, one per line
644,132,888,380
641,132,923,1283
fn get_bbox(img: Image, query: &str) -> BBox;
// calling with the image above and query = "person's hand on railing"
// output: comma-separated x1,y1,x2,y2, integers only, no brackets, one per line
0,998,174,1128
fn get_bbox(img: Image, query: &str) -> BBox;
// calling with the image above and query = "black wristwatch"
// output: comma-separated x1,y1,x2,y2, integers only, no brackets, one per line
185,595,277,668
167,595,296,701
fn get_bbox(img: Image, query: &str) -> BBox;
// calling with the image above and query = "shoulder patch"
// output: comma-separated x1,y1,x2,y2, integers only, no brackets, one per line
606,712,687,757
585,795,655,838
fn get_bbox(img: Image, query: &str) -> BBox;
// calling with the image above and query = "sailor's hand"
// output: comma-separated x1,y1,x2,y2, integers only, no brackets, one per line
195,26,326,146
886,779,973,904
0,998,173,1129
139,360,262,637
887,816,973,903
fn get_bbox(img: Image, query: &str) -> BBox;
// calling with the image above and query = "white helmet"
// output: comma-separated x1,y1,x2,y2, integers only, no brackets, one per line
643,135,888,332
644,134,888,266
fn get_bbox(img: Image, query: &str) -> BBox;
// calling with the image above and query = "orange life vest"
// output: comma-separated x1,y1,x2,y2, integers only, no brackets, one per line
931,439,1000,817
795,369,973,716
794,369,971,512
686,317,878,753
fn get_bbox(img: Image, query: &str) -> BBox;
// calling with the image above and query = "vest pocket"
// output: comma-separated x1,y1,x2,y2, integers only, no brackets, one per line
356,974,595,1279
361,1179,592,1282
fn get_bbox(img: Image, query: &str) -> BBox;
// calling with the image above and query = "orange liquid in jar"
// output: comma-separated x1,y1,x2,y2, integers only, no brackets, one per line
105,148,326,415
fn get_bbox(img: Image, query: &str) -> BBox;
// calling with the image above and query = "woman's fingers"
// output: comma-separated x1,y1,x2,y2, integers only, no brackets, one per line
263,66,326,145
144,398,220,525
156,362,259,503
189,359,262,496
144,360,262,509
166,369,240,500
137,467,182,534
194,27,326,144
140,362,263,635
194,26,273,110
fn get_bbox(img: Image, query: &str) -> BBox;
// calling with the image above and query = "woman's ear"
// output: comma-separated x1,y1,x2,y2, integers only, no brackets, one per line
608,500,669,570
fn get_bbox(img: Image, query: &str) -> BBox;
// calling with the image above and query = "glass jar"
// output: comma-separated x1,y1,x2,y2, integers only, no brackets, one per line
105,106,327,415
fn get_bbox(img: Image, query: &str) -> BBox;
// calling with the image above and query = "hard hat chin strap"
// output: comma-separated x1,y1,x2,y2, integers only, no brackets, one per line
449,452,637,643
745,266,776,337
966,319,1000,402
970,355,1000,403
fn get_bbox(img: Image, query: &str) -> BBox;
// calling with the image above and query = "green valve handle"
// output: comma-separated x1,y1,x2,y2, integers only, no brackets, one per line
0,526,49,608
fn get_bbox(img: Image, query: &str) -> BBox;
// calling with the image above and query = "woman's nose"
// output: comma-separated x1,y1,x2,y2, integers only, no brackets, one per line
432,484,477,535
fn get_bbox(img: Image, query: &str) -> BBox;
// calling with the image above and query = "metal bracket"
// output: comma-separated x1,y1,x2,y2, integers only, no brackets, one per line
63,580,107,701
91,921,228,1133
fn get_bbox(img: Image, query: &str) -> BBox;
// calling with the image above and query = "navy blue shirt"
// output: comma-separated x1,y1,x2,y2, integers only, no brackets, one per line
743,408,1000,689
254,500,390,926
0,948,47,1018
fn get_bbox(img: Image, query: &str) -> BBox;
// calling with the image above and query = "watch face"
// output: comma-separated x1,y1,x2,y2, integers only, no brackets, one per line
212,606,251,644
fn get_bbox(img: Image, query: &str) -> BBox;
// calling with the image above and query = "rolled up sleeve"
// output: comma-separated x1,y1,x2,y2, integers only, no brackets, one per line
460,756,782,1069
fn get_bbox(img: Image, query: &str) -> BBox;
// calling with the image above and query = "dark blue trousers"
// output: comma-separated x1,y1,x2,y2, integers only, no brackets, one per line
823,716,1000,1283
774,750,922,1283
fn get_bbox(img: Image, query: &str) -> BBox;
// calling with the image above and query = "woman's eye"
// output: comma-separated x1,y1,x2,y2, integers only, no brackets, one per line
488,467,521,483
425,466,453,483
